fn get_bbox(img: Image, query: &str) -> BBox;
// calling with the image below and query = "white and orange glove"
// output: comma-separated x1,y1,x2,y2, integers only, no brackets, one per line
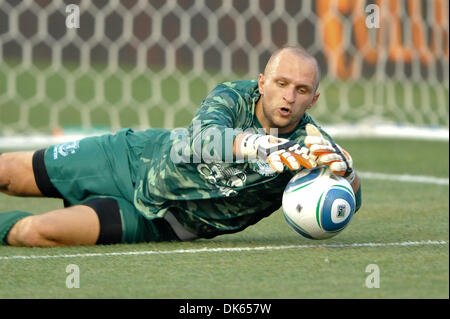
304,124,356,184
238,133,316,172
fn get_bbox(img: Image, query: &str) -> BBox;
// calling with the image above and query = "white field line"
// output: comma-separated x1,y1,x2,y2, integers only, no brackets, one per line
358,171,449,185
0,240,447,261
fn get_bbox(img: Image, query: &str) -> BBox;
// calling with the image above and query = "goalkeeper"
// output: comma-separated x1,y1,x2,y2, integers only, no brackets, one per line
0,46,361,246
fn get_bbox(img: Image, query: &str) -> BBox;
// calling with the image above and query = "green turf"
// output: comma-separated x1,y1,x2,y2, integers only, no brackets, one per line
0,138,448,299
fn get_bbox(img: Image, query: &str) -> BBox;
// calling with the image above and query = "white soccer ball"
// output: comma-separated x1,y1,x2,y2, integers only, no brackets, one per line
282,166,356,240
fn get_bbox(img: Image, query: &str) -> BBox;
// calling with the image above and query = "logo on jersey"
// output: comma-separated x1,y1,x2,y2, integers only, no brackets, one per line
197,163,247,196
53,141,80,160
249,159,277,177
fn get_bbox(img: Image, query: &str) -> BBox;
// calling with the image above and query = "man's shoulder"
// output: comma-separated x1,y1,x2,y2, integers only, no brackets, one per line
202,80,259,115
210,80,258,97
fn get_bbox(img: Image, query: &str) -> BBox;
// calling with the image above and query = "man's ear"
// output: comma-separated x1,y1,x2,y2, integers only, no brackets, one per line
307,92,320,109
258,73,265,95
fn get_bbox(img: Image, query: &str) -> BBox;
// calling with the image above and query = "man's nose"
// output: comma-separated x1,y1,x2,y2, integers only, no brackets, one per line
283,87,296,104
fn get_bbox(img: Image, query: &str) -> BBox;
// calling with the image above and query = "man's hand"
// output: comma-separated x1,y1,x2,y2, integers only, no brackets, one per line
304,124,356,184
237,133,316,172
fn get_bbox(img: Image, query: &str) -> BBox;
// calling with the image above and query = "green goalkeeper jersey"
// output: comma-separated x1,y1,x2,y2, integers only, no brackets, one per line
133,80,333,239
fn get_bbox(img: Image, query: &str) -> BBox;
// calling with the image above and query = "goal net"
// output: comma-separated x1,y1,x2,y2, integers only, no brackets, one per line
0,0,448,149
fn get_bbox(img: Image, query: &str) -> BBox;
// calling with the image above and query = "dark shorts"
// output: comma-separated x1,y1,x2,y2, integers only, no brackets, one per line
32,130,181,244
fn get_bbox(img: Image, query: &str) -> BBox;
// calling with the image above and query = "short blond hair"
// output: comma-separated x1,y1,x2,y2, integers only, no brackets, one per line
264,46,321,90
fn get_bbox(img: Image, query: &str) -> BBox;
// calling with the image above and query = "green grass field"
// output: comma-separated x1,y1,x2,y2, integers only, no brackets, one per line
0,138,448,299
1,57,449,301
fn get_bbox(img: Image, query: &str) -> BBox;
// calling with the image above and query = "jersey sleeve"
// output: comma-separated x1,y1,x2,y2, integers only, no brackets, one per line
187,83,245,163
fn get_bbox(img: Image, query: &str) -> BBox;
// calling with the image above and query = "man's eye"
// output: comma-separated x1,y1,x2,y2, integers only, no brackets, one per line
278,81,286,87
298,88,307,94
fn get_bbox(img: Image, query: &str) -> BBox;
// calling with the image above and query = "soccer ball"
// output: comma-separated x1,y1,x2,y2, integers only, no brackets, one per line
282,166,356,240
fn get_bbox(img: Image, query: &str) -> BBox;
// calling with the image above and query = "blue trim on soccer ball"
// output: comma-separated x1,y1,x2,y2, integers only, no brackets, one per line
283,214,315,239
284,167,323,193
320,188,355,232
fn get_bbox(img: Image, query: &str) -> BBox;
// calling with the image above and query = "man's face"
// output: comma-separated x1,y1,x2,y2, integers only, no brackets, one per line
257,51,320,134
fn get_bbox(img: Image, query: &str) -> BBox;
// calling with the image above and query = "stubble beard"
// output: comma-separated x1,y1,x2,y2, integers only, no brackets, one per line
261,101,293,135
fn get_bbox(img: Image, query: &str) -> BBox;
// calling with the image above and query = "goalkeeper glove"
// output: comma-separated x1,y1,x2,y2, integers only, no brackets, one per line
239,133,316,172
304,124,356,184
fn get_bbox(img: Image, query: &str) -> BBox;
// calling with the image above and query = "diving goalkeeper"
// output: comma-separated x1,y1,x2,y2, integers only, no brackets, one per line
0,46,361,246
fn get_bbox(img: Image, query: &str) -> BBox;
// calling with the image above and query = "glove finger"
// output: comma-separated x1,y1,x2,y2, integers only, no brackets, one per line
309,144,335,156
332,144,354,177
317,153,343,166
291,146,317,169
304,136,329,147
289,152,316,169
329,161,348,176
267,154,284,172
279,152,300,170
287,144,301,152
305,123,324,137
290,145,309,156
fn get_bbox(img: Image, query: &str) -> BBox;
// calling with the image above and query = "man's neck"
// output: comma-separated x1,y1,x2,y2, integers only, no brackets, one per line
255,98,297,136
